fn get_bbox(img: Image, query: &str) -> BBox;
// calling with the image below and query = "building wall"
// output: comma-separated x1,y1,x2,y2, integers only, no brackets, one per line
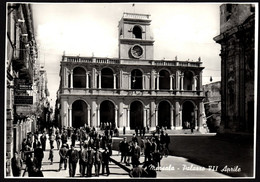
58,12,205,132
214,4,255,133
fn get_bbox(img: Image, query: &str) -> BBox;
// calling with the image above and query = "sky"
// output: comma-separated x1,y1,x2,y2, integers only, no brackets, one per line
31,3,222,107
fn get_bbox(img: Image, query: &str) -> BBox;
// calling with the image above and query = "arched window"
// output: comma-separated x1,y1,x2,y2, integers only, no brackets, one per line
159,70,170,90
183,71,193,90
133,26,142,39
73,67,86,88
101,68,114,89
131,69,143,90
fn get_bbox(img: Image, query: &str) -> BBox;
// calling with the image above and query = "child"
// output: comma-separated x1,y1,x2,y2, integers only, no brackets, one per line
48,146,54,165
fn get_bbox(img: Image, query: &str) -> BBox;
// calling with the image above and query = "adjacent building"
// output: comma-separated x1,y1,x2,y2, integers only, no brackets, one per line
6,3,50,176
214,4,255,133
203,81,221,132
57,12,205,132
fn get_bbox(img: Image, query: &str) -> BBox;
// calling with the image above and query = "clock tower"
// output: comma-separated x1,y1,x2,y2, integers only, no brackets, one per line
118,12,154,59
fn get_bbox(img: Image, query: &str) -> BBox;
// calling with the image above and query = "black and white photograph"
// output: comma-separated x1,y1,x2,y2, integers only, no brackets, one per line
4,2,258,179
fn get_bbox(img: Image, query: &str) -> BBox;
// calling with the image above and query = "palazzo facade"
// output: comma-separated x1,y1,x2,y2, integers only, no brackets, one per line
58,13,205,132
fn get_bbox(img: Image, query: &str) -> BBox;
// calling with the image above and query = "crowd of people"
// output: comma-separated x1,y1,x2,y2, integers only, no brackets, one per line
11,124,171,178
119,128,171,177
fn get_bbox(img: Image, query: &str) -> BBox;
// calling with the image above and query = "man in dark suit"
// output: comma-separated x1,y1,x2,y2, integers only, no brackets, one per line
86,145,95,177
34,143,44,171
11,151,23,177
102,147,110,176
132,141,141,168
59,144,68,170
120,137,128,164
67,145,79,177
94,147,102,176
80,144,88,176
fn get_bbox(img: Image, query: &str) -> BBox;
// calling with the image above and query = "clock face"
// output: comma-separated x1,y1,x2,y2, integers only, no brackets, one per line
131,45,143,58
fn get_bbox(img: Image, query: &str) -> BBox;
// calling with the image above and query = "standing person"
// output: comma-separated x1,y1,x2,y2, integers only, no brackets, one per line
71,130,77,147
102,147,110,176
94,147,102,176
119,137,128,163
153,149,163,171
165,133,170,156
86,145,95,177
80,144,88,177
132,133,138,144
32,138,39,150
11,151,23,177
126,141,133,166
40,132,47,151
135,127,138,136
21,139,27,161
56,131,61,150
61,130,68,145
58,144,68,171
67,145,79,177
140,137,145,155
34,143,44,171
132,141,141,168
144,137,152,163
123,126,126,135
49,132,55,150
25,152,43,177
48,146,54,165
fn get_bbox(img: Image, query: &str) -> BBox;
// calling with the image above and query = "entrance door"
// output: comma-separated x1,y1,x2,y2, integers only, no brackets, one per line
130,101,143,130
100,100,115,128
158,101,171,129
72,100,88,128
182,101,195,129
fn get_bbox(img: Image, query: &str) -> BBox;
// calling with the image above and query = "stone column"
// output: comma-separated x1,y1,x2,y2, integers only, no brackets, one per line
147,108,150,128
119,70,123,89
86,72,89,88
128,74,131,89
98,71,101,89
155,108,158,126
115,106,118,128
144,109,147,128
176,70,180,90
127,108,130,129
97,106,100,128
151,70,155,90
113,74,117,89
175,101,181,130
171,106,174,129
70,70,73,88
156,74,159,90
64,68,67,88
194,107,198,130
91,101,97,127
192,75,197,91
170,75,173,90
92,68,96,88
180,73,184,91
87,108,91,126
69,108,72,127
142,75,145,90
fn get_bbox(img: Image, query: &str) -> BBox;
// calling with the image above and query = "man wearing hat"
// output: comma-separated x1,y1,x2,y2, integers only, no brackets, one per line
58,143,68,171
67,145,79,177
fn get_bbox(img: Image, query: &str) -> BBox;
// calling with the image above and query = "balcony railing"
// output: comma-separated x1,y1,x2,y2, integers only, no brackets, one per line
62,56,202,68
123,12,150,20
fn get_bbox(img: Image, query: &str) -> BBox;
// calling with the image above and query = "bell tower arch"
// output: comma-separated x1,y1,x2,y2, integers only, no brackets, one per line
118,12,154,60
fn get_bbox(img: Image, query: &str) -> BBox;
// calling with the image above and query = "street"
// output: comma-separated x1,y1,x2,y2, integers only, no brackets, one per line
19,134,229,178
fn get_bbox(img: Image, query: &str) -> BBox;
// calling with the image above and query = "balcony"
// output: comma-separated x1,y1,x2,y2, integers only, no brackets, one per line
62,56,203,68
61,87,204,97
